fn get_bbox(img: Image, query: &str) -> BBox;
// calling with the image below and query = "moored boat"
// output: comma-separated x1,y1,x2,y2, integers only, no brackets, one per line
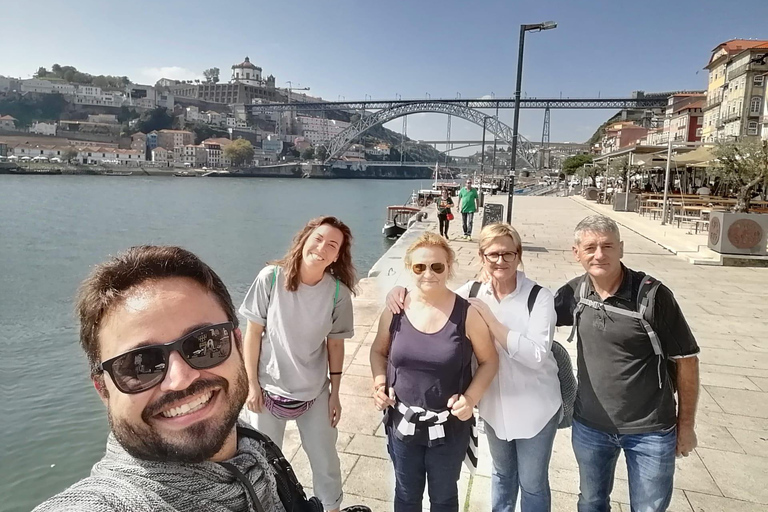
382,205,421,238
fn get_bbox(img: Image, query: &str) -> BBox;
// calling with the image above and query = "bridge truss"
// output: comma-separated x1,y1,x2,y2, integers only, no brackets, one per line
250,97,668,114
323,102,540,166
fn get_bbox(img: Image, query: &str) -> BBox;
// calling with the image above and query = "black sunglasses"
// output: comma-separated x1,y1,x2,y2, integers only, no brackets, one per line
412,262,446,275
98,322,234,394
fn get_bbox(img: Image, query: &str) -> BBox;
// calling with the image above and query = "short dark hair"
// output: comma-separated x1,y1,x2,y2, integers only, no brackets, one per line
76,246,238,378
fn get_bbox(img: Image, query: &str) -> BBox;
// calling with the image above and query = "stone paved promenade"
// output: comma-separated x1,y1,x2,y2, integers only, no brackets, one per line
287,195,768,512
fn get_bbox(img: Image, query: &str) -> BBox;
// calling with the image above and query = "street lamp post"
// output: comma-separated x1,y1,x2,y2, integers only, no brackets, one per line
479,116,488,207
506,21,557,223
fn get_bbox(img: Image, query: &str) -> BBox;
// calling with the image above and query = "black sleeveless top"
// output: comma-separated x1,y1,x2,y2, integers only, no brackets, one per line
386,295,473,445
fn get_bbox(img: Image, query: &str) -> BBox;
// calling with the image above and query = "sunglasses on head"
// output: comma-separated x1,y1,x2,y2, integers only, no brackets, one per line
411,262,446,275
98,322,234,394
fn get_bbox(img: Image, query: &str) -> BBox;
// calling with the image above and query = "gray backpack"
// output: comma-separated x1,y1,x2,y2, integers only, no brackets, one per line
469,282,576,429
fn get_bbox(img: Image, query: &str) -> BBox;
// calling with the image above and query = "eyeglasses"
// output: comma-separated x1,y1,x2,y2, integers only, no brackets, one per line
483,251,517,263
411,262,446,275
98,323,234,394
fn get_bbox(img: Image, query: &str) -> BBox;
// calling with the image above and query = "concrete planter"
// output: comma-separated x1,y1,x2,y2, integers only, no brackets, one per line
708,211,768,255
584,187,599,200
613,192,638,212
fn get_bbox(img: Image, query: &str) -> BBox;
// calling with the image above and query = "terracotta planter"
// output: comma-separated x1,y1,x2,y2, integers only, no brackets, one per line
708,211,768,255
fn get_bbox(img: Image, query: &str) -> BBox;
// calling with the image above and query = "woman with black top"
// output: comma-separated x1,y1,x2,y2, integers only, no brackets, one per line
436,188,454,239
369,232,497,512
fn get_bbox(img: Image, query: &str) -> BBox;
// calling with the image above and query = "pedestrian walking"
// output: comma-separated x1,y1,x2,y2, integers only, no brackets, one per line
436,188,455,239
458,179,479,239
555,215,700,512
240,216,357,512
386,224,573,512
370,232,498,512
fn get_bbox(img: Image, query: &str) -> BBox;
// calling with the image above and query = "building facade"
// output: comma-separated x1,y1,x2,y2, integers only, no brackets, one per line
703,39,768,142
297,116,350,145
156,129,194,149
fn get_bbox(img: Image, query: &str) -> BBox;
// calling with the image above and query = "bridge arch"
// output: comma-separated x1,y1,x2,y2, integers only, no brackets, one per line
323,101,537,167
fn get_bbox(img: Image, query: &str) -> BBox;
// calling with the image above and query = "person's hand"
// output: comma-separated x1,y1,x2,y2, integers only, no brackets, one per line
447,393,475,421
328,391,343,428
385,286,407,315
676,424,697,457
246,383,264,413
467,298,494,321
373,384,396,411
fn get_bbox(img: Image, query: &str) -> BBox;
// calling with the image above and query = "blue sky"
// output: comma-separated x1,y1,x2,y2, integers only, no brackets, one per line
1,0,767,149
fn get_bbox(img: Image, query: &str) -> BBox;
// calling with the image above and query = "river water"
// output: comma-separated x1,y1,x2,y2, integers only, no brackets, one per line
0,175,420,511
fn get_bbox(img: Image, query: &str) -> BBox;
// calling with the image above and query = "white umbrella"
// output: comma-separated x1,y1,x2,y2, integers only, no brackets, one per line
50,157,61,163
8,155,18,160
20,156,31,161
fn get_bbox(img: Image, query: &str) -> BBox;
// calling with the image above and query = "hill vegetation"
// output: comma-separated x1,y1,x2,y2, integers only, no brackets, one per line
34,64,131,90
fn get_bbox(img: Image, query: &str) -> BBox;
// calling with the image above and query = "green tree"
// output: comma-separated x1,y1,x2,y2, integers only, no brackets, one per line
62,147,79,164
562,153,593,175
135,107,173,133
51,64,62,74
203,67,220,83
224,139,255,167
606,156,635,191
708,139,768,213
315,145,328,161
34,67,48,78
301,147,315,160
117,106,139,124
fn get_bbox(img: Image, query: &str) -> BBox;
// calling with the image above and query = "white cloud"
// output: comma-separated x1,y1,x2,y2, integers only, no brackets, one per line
137,66,201,84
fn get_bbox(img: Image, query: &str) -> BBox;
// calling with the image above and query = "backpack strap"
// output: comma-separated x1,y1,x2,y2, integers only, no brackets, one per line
636,274,665,388
527,284,542,315
469,281,481,298
566,276,589,343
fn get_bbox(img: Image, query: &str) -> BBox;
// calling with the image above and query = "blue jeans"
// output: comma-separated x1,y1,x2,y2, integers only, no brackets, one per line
387,427,470,512
485,410,559,512
462,212,474,236
572,420,677,512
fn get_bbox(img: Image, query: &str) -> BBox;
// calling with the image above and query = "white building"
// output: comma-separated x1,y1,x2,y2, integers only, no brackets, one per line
29,122,57,136
342,143,365,160
365,144,390,156
0,75,21,93
185,106,202,123
152,147,173,166
174,144,208,167
231,57,262,85
20,79,76,95
0,115,18,130
202,138,232,168
298,116,350,145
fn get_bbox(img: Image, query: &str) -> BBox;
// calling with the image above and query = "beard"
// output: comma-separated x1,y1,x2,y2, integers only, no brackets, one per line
108,363,249,464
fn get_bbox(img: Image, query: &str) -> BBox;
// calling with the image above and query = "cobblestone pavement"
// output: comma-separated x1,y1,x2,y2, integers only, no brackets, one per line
285,196,768,512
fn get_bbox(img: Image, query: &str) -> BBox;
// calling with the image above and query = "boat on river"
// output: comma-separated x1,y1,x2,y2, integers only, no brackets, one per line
98,170,132,176
382,205,421,238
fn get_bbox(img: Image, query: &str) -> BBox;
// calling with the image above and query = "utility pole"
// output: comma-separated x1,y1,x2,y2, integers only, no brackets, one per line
479,116,488,207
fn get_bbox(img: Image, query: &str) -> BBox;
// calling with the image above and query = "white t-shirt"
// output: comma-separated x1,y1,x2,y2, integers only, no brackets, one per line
239,265,354,401
455,272,561,440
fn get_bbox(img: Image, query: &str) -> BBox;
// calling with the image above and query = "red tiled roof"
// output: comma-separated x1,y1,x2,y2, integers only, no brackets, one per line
675,100,704,113
0,115,18,121
232,57,261,70
712,39,768,54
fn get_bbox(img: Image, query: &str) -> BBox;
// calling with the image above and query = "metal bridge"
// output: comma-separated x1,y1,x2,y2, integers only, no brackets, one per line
252,96,669,166
250,97,669,113
321,102,542,166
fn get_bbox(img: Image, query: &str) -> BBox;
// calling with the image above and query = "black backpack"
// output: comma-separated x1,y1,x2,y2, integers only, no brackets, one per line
469,282,576,429
566,273,675,391
234,426,371,512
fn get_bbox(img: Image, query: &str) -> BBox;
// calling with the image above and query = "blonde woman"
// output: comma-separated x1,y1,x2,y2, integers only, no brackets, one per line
386,224,561,512
370,232,498,512
240,216,356,512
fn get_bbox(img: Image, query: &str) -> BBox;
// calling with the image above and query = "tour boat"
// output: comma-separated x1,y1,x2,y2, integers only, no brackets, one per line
382,205,421,238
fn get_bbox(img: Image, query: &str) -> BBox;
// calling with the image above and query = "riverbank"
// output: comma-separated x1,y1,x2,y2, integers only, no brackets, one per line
0,161,436,179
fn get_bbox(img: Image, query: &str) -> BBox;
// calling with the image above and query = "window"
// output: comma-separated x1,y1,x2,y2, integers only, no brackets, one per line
747,121,759,136
750,97,763,114
755,75,765,87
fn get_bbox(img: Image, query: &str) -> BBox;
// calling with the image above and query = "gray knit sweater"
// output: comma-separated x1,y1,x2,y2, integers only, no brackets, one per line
33,426,285,512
